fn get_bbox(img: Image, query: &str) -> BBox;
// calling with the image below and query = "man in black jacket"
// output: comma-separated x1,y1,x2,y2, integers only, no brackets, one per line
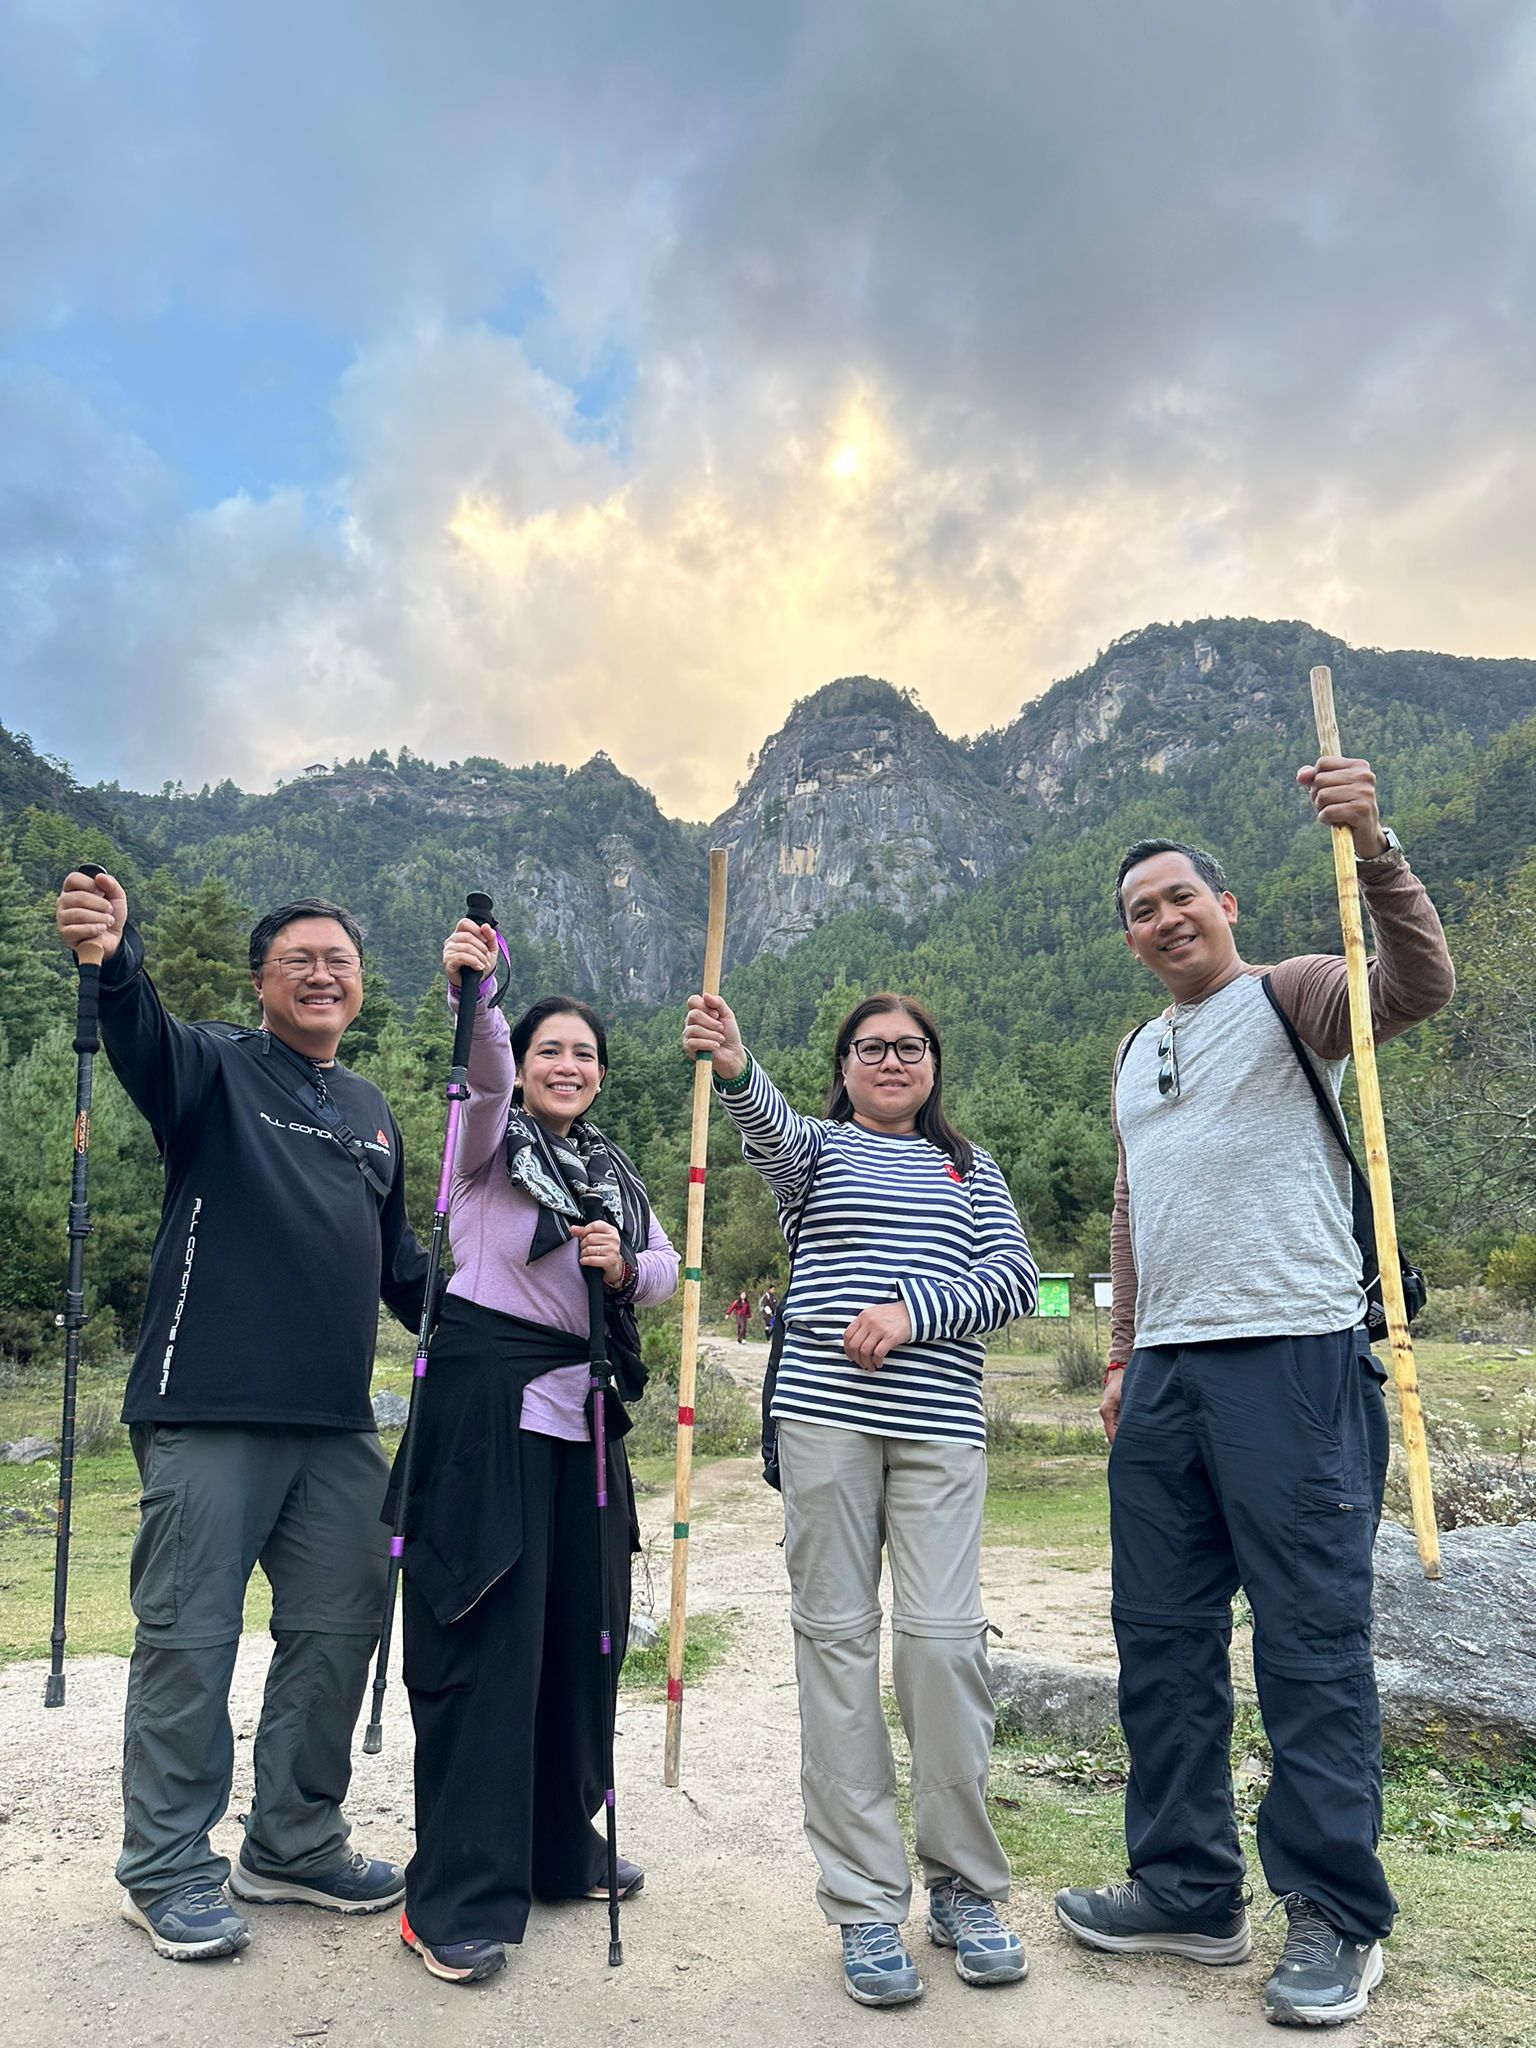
56,871,430,1962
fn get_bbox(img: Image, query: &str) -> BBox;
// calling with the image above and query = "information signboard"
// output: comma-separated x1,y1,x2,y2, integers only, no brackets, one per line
1036,1272,1072,1319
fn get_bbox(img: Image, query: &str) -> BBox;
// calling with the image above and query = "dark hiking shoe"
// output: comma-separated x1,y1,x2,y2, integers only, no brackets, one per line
230,1847,405,1914
926,1878,1029,1984
840,1922,925,2006
1262,1896,1384,2027
400,1909,506,1985
121,1882,251,1961
1055,1876,1253,1964
583,1856,645,1900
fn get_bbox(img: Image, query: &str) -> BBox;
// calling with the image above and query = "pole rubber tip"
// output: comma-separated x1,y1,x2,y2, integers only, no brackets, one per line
608,1939,624,1968
362,1724,383,1755
44,1673,65,1708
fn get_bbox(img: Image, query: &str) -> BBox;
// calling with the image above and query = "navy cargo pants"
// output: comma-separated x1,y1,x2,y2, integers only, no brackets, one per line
1108,1327,1397,1943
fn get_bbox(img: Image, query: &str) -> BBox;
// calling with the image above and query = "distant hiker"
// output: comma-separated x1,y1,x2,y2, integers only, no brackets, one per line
759,1283,778,1339
729,1291,752,1342
1055,758,1455,2029
394,920,678,1985
54,873,429,1962
683,988,1038,2007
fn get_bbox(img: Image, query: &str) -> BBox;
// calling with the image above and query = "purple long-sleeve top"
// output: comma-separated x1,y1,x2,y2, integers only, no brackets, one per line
444,996,679,1439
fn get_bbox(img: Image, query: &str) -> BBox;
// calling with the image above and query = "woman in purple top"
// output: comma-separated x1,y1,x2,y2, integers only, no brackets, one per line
396,917,679,1985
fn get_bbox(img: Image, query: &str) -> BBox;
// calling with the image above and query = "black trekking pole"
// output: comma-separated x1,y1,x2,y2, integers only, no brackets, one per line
580,1190,625,1968
363,891,507,1754
45,862,108,1708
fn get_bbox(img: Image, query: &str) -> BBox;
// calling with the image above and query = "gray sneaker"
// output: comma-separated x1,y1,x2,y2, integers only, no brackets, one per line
1055,1876,1253,1964
840,1922,925,2006
229,1847,405,1914
926,1878,1029,1985
1262,1895,1384,2027
121,1882,251,1961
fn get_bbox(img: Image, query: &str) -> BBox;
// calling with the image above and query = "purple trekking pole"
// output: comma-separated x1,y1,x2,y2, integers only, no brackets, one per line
580,1191,625,1967
363,890,506,1755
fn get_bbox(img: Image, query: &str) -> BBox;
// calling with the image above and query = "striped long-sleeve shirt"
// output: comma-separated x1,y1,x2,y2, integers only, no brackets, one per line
718,1057,1038,1445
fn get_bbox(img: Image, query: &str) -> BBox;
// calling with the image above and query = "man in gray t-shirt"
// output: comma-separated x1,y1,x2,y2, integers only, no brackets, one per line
1054,753,1454,2030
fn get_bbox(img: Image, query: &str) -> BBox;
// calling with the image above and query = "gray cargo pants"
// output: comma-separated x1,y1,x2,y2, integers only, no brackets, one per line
778,1418,1009,1926
116,1423,390,1902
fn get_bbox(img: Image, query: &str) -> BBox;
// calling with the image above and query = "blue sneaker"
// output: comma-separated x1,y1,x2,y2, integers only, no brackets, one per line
121,1882,251,1961
229,1847,405,1915
401,1909,506,1985
840,1922,925,2006
926,1877,1029,1985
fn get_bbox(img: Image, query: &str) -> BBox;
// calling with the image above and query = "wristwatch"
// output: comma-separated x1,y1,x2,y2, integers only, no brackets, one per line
1357,825,1406,867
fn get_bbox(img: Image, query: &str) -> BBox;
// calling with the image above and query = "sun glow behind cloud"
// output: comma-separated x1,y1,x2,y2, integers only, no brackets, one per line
4,3,1534,812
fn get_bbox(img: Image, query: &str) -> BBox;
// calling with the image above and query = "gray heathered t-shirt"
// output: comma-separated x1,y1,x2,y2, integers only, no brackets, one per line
1118,971,1362,1347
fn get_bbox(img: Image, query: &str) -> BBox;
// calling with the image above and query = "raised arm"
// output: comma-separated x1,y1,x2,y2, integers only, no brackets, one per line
1268,859,1457,1061
442,918,516,1179
56,868,219,1143
1274,759,1456,1058
682,991,823,1198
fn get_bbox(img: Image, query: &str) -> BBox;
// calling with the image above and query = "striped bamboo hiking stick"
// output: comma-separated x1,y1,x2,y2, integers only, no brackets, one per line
664,849,729,1785
1310,664,1441,1578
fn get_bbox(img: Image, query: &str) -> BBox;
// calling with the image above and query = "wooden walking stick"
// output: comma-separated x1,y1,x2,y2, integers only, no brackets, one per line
665,848,729,1786
1310,665,1441,1579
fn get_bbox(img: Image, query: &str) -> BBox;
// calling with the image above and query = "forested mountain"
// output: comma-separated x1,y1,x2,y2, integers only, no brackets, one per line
4,614,1536,1358
11,615,1534,1010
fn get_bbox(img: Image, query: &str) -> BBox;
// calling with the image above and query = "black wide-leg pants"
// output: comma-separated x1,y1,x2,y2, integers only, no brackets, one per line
402,1427,634,1946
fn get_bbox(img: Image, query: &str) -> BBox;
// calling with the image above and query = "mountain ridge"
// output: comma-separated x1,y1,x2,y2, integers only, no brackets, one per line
6,615,1536,1008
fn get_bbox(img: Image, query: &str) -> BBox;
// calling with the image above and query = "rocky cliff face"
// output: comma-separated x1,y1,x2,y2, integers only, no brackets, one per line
704,678,1023,969
984,625,1301,807
74,620,1536,1008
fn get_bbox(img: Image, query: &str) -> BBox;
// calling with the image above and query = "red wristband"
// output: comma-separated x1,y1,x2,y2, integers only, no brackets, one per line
1103,1362,1126,1386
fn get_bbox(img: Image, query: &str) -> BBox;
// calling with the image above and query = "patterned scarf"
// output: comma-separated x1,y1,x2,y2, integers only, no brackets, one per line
504,1107,645,1264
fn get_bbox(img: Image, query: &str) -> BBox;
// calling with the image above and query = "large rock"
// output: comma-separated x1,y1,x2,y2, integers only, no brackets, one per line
371,1390,410,1430
989,1652,1120,1748
0,1436,57,1466
1372,1520,1536,1762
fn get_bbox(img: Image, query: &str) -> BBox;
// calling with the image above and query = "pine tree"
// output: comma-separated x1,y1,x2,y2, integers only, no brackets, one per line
146,874,253,1023
344,951,400,1063
0,847,65,1064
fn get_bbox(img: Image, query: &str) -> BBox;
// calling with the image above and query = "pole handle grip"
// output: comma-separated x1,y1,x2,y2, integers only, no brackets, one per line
449,890,494,1067
580,1192,611,1373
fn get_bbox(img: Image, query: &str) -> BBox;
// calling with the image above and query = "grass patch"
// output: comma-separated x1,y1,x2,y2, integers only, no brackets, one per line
986,1722,1536,2048
983,1444,1110,1567
0,1440,273,1664
620,1609,738,1696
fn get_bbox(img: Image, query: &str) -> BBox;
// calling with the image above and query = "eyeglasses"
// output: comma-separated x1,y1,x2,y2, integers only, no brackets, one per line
1157,1018,1181,1099
849,1034,931,1066
267,952,362,980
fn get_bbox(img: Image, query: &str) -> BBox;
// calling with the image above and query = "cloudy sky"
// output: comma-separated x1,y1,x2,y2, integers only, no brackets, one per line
3,2,1533,817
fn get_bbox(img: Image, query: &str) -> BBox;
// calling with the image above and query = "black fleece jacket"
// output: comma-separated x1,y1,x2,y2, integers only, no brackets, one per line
100,926,430,1429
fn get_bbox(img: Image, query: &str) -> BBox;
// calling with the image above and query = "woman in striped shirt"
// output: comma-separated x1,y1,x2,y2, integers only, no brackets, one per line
682,989,1038,2009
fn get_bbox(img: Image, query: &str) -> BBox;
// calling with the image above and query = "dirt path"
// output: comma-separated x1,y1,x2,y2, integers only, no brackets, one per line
0,1448,1281,2048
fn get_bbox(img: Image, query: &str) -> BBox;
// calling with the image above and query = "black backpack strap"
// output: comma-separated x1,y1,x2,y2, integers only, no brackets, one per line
262,1033,393,1200
1114,1019,1150,1082
1259,974,1370,1207
760,1148,823,1492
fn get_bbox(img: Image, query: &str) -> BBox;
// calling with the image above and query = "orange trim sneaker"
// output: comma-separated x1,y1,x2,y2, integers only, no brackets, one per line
399,1909,506,1985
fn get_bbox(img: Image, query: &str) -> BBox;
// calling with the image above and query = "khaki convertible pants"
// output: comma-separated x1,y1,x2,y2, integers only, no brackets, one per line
777,1419,1009,1926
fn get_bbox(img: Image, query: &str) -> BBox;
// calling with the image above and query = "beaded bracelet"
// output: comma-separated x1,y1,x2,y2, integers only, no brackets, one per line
715,1050,755,1094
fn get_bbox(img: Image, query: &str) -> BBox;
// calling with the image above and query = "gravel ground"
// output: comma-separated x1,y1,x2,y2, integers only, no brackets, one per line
0,1445,1278,2048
